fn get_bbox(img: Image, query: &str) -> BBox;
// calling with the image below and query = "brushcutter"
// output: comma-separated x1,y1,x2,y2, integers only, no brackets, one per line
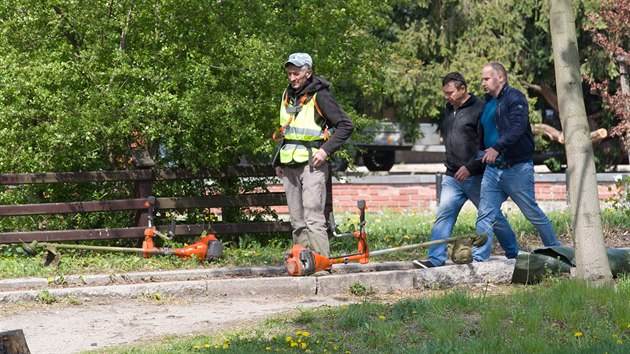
283,200,487,276
21,196,223,265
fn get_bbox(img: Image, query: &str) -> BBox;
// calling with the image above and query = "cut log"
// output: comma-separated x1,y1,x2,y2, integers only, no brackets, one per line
0,329,31,354
532,124,607,144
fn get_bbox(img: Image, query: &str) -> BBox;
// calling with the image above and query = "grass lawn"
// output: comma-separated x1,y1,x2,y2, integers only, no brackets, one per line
90,277,630,353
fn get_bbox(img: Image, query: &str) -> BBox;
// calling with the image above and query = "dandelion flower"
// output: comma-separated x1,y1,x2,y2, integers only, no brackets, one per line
286,336,293,342
574,332,583,338
271,335,277,340
222,343,229,349
301,342,307,349
341,305,348,310
302,331,310,337
291,342,298,347
193,345,200,350
617,339,623,345
205,344,210,348
265,346,272,351
296,330,303,336
378,315,386,320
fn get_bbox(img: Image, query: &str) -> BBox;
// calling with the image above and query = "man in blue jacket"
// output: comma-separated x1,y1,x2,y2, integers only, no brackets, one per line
475,62,561,260
413,72,519,269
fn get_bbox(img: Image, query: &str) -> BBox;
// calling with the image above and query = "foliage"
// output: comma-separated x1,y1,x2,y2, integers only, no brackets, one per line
584,0,630,147
0,0,391,233
605,176,630,218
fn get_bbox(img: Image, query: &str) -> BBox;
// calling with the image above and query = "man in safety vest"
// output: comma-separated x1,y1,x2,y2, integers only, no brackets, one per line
273,52,354,259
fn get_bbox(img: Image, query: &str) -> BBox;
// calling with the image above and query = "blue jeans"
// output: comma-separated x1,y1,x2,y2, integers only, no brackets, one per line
427,174,519,266
475,161,561,260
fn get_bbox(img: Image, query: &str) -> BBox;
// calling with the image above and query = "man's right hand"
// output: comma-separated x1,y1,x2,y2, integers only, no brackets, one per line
454,166,471,182
275,166,283,178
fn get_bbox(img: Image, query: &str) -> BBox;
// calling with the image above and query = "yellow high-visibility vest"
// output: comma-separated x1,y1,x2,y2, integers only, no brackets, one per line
278,91,326,164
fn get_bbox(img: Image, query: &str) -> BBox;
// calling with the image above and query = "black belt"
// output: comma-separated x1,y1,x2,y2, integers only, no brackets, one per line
491,160,531,170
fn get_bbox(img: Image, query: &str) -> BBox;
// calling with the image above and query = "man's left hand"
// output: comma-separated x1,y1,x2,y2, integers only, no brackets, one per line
454,166,470,182
312,149,328,168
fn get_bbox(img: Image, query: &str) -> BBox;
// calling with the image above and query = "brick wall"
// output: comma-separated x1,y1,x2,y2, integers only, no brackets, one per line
267,173,627,214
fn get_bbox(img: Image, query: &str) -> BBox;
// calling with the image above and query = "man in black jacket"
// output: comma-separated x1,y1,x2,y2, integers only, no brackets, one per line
413,72,519,269
273,53,354,260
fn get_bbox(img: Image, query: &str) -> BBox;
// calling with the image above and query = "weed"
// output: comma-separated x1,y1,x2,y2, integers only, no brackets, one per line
35,290,56,304
348,282,375,296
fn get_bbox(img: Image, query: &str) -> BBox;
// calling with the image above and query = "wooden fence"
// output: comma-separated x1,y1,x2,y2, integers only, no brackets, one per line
0,153,303,244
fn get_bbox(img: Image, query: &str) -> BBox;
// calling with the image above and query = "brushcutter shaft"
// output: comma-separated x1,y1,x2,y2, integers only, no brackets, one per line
369,236,464,257
27,242,164,255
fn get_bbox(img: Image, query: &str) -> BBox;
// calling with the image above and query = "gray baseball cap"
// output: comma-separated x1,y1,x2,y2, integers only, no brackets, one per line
284,53,313,68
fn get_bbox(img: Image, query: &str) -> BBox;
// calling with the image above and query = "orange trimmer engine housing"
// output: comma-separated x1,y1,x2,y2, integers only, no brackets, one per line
142,227,222,261
284,200,369,276
284,244,333,276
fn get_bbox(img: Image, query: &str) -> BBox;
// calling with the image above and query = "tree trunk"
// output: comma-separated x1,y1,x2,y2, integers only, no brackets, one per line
549,0,612,285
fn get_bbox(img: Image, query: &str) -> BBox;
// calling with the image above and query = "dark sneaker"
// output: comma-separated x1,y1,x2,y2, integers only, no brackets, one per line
412,260,435,269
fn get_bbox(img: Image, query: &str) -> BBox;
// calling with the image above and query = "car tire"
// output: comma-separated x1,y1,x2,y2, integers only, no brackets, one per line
362,150,395,171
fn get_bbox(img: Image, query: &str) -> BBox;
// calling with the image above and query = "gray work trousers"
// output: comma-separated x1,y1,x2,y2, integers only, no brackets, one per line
281,163,330,257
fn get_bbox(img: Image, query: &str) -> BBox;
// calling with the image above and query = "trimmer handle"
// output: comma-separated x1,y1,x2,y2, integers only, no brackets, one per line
146,196,157,228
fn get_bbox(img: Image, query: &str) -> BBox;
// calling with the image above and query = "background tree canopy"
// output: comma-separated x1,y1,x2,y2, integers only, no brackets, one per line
0,0,625,177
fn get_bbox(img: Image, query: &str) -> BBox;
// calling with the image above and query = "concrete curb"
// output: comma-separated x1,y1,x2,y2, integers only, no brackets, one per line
0,259,515,303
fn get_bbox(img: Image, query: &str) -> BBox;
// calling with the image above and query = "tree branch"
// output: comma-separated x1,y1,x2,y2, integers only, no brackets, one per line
51,5,81,54
532,123,608,144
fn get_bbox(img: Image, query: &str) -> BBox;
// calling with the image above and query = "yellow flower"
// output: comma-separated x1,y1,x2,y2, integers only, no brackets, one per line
214,344,219,349
286,336,293,342
378,315,386,320
291,342,298,347
222,343,229,349
341,305,348,310
301,342,308,349
153,293,161,300
574,331,583,338
412,310,417,314
265,346,272,351
224,338,231,343
618,339,623,345
302,331,310,337
193,345,200,350
296,330,303,335
47,277,53,283
205,344,210,348
271,335,277,340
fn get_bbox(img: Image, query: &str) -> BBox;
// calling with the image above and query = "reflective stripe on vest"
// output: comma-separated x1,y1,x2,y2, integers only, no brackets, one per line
279,91,325,164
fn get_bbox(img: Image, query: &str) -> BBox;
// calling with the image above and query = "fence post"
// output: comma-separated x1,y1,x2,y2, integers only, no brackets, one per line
130,150,155,229
435,173,443,207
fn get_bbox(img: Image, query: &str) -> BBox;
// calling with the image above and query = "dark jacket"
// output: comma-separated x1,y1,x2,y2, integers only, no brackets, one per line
481,84,534,164
284,76,354,156
442,94,484,176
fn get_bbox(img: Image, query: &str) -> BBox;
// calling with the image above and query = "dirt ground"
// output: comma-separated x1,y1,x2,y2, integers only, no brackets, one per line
0,294,358,354
2,227,627,354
